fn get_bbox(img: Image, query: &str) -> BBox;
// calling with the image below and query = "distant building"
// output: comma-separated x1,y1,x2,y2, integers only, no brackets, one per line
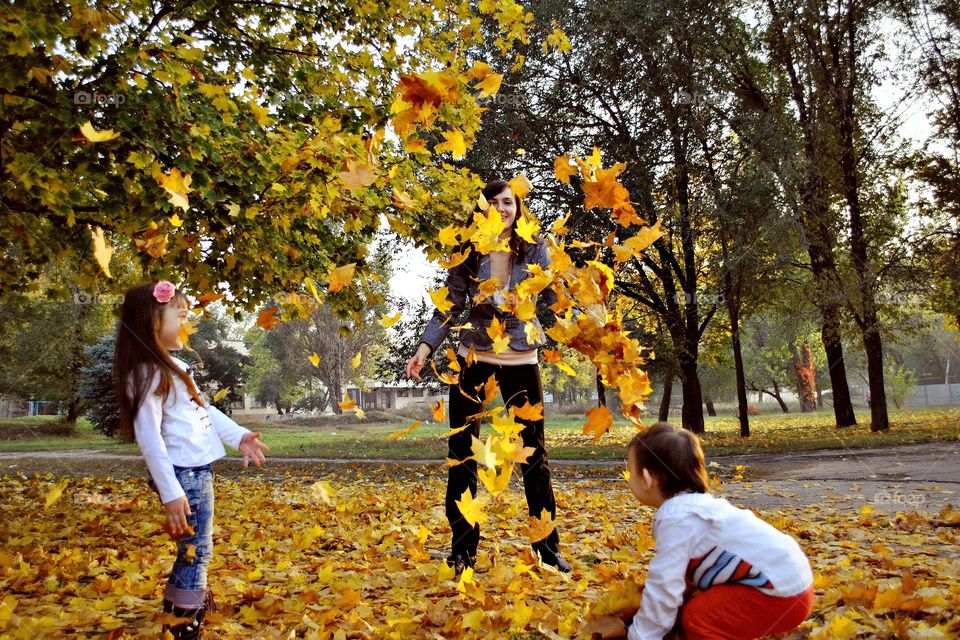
345,379,444,411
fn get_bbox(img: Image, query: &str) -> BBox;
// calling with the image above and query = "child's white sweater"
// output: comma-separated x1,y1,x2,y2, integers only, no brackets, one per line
628,492,813,640
133,357,249,503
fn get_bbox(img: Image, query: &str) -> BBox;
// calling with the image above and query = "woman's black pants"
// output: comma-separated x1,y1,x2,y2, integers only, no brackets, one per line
445,357,561,558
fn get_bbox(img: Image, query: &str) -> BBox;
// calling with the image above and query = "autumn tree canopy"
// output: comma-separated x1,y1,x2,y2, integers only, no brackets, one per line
2,0,535,317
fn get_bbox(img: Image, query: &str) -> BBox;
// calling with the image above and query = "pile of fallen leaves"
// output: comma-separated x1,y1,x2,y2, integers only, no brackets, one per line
1,470,958,639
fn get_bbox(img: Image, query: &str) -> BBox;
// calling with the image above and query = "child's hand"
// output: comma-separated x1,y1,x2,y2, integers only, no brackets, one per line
163,496,192,538
239,431,269,468
583,615,628,639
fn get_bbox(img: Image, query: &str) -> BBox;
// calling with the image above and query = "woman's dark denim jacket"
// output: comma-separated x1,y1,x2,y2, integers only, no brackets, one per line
418,237,557,355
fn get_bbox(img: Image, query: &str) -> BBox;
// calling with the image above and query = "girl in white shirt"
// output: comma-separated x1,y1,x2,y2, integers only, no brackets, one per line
593,422,814,640
114,281,269,639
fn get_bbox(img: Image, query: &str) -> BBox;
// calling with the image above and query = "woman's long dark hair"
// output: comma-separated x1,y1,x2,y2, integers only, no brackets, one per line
113,283,204,441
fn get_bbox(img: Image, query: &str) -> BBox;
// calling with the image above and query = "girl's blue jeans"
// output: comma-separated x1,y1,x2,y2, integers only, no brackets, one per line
162,464,214,609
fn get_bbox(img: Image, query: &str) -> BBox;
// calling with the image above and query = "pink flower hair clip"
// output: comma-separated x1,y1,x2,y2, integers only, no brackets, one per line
153,281,176,304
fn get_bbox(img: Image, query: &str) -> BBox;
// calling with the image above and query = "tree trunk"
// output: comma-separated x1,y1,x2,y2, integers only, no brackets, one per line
65,399,82,431
679,360,705,433
820,302,857,427
704,396,717,417
834,17,889,431
596,371,606,407
789,341,818,412
771,380,789,413
658,375,673,422
863,329,889,431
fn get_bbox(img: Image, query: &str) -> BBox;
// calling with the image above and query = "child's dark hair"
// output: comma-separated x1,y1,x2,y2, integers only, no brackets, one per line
627,422,709,497
113,283,204,442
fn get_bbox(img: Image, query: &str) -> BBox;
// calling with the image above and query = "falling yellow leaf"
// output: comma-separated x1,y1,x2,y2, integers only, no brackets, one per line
352,351,362,368
514,215,540,244
43,479,69,509
309,480,335,504
178,318,197,348
168,213,183,228
213,388,230,403
79,121,120,142
338,159,376,191
432,399,446,422
582,405,613,442
478,463,513,495
89,226,113,278
471,435,499,469
475,72,503,97
512,401,544,422
554,154,577,184
438,225,461,247
339,395,357,411
387,420,422,441
508,174,532,199
436,129,467,158
522,508,558,544
455,489,488,527
308,352,320,367
328,263,356,293
380,312,401,328
257,307,280,330
157,167,192,212
429,286,453,314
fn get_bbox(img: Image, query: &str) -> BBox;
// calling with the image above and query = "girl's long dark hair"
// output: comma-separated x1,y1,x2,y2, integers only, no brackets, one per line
113,283,204,442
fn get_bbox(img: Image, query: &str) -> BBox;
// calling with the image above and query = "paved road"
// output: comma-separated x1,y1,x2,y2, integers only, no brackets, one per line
2,441,957,512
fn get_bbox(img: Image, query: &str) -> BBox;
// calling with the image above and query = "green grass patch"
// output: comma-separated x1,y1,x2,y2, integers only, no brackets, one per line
2,407,958,460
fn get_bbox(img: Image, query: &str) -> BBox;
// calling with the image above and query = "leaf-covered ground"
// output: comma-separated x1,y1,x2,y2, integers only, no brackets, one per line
1,467,958,639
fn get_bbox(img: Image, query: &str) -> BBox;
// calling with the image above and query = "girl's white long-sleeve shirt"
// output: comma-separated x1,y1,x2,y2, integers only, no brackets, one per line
132,357,249,504
628,492,813,640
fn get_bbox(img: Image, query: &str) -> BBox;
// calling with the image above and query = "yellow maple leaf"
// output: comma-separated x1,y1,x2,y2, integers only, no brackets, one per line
512,401,544,422
307,481,334,506
352,351,362,368
429,286,453,313
583,405,613,442
522,508,558,544
178,317,197,348
471,435,499,469
455,489,488,527
551,210,571,235
339,395,357,411
89,226,113,278
327,263,356,293
432,399,446,422
475,72,503,97
582,163,630,210
257,307,280,330
157,167,192,212
308,352,320,367
43,479,69,509
438,224,460,247
486,316,510,353
338,159,376,191
380,312,401,328
514,215,540,244
508,174,532,199
79,121,120,142
554,154,577,184
438,247,472,269
478,463,513,495
387,420,422,441
470,206,509,254
436,129,467,158
213,387,230,403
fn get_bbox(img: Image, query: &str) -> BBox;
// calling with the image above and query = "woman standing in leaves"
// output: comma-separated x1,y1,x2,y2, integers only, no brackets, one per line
405,179,571,574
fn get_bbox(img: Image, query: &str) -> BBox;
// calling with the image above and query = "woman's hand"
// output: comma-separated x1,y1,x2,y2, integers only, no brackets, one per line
239,431,270,468
163,496,192,538
405,343,432,381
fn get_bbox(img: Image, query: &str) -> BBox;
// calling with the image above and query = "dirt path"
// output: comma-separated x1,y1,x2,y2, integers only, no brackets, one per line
2,441,957,513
